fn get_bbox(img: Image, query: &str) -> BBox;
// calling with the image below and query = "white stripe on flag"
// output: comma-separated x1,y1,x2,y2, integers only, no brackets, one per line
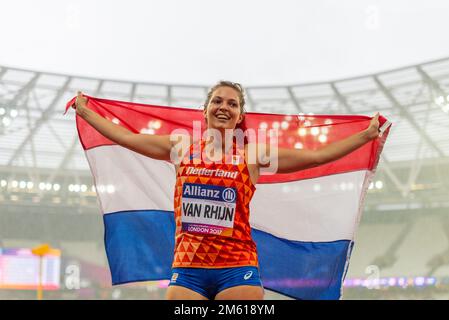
86,145,176,214
87,145,368,242
250,170,367,242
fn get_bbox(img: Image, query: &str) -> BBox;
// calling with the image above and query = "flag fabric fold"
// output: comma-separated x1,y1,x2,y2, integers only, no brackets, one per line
65,96,391,299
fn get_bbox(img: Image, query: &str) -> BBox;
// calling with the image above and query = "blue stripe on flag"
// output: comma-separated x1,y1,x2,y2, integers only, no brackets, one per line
104,210,175,285
252,229,351,300
104,210,351,299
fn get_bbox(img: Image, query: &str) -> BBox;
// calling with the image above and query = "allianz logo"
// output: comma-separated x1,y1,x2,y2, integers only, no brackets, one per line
222,188,236,202
183,184,236,202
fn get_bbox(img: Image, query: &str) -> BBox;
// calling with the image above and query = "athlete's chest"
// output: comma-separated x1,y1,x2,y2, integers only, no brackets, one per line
176,163,245,237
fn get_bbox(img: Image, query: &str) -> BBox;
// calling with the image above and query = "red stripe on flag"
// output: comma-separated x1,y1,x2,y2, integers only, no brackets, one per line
67,96,391,183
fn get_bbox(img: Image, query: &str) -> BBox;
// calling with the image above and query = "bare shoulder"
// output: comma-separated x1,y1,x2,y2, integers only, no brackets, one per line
171,134,193,172
244,142,271,168
244,143,261,186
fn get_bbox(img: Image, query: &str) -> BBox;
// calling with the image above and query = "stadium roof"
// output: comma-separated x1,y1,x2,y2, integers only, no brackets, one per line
1,57,449,198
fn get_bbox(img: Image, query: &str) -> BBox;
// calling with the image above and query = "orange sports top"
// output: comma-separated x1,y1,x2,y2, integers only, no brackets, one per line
172,139,258,268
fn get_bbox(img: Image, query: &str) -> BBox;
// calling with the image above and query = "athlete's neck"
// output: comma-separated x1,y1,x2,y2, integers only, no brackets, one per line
204,128,234,155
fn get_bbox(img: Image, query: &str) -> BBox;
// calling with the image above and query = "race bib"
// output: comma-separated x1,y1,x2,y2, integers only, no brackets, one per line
181,183,237,237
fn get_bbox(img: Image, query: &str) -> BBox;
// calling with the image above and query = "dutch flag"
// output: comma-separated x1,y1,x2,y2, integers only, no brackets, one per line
65,96,391,300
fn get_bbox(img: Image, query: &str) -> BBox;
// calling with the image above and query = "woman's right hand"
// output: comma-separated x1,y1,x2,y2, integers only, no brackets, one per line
72,91,88,115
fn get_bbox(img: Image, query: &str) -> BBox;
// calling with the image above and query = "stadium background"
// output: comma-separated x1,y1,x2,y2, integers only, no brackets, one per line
1,1,449,300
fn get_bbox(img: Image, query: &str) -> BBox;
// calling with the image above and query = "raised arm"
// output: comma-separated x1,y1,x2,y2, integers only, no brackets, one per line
72,92,174,161
259,113,381,174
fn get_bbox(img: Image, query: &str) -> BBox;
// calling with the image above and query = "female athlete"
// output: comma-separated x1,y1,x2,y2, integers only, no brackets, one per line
72,81,380,300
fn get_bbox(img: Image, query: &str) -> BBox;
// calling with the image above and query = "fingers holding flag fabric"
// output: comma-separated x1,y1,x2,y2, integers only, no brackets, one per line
378,119,392,138
64,91,89,115
368,112,392,139
374,112,392,138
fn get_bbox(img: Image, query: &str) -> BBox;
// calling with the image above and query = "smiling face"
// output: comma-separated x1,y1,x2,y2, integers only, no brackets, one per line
204,86,244,131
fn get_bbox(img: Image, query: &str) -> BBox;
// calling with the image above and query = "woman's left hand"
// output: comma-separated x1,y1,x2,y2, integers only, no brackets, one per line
364,112,380,141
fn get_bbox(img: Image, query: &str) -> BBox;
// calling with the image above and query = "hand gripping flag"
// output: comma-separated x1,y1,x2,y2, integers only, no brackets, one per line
65,96,391,299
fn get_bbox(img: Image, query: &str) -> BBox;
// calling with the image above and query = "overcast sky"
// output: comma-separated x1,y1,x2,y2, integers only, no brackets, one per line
1,0,449,85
